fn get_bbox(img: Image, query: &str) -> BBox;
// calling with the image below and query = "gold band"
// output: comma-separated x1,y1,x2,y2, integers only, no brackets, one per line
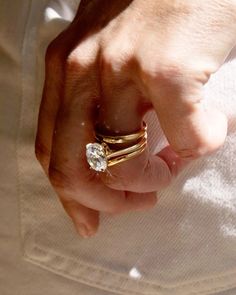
86,122,148,172
107,144,147,167
106,136,147,160
95,122,147,144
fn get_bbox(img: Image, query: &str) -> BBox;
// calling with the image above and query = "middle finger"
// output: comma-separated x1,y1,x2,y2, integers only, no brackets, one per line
48,51,157,214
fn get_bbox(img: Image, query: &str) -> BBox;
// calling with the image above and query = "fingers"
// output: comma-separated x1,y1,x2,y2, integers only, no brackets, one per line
102,145,191,192
61,199,99,238
35,45,63,174
140,62,228,159
97,58,186,192
157,145,191,176
48,52,157,213
35,28,101,237
35,24,78,173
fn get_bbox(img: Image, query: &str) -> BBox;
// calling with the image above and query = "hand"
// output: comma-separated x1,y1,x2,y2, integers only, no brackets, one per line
35,0,236,237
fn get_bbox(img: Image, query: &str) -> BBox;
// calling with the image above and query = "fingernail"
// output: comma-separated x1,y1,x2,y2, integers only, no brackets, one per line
77,223,89,238
87,229,97,237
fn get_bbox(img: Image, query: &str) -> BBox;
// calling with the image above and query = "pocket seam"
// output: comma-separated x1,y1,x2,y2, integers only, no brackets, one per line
23,243,236,295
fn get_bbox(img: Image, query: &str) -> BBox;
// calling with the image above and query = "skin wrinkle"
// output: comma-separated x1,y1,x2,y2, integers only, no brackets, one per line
35,0,236,236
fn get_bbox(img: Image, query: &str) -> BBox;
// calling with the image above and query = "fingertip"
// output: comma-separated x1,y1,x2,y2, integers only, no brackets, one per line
61,198,100,238
75,222,99,238
204,108,228,153
168,106,228,160
183,108,227,158
76,223,90,238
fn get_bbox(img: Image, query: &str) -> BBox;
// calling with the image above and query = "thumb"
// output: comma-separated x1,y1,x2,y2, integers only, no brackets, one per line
146,71,228,159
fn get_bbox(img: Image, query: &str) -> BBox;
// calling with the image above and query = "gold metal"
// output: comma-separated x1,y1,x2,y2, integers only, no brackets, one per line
86,122,148,171
106,136,147,160
103,133,147,169
95,122,147,144
107,144,147,167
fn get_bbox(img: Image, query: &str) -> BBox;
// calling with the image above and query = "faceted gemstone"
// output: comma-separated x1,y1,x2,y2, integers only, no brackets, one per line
86,143,107,172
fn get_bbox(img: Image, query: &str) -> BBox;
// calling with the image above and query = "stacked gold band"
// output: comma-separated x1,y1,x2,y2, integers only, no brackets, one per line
106,135,147,167
86,122,147,172
95,122,147,144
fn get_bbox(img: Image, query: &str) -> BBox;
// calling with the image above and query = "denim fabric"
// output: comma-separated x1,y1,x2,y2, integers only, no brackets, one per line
0,1,236,294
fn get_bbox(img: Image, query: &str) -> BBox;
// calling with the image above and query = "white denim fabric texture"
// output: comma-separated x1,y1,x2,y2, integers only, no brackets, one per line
0,1,236,295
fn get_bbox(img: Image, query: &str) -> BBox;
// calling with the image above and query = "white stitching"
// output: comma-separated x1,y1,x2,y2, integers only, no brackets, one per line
23,244,236,295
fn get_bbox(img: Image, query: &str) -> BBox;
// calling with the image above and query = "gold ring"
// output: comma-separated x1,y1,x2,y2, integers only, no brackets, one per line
86,123,147,172
95,122,147,144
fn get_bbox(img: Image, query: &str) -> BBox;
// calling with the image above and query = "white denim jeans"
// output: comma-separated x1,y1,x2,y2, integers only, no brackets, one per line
0,1,236,294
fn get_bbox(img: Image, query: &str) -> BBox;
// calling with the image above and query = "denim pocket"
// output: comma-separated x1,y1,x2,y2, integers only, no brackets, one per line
18,133,236,295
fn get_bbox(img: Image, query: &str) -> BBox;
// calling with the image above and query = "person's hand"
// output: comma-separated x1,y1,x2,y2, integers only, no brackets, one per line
35,0,236,237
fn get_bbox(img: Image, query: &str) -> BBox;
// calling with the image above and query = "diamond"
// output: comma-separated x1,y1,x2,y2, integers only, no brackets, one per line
86,143,108,172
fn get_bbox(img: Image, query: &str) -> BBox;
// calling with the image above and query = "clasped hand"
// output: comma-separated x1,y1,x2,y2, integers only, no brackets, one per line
35,0,236,237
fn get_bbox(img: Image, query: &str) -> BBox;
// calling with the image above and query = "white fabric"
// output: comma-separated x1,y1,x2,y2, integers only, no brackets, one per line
0,1,236,295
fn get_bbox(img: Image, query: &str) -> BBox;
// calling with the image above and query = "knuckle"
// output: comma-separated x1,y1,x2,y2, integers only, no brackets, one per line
66,51,83,74
175,148,201,160
65,50,94,85
102,45,132,73
66,36,99,76
175,142,210,160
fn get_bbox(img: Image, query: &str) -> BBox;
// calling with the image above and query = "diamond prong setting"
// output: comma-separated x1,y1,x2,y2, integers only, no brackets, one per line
86,143,108,172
